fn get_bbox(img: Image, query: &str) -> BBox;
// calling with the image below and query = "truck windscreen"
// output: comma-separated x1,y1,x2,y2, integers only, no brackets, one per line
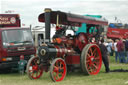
2,29,34,47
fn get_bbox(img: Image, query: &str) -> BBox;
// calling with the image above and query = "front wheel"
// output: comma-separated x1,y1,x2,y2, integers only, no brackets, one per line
50,58,67,82
26,56,43,79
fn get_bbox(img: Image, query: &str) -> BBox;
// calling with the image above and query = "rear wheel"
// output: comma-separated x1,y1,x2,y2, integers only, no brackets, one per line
81,44,102,75
26,56,43,79
50,58,67,82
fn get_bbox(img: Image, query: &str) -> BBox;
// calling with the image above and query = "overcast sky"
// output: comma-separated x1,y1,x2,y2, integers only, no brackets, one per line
0,0,128,27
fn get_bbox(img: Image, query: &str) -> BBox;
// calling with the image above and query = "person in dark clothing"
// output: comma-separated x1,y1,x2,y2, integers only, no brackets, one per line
117,37,125,63
125,38,128,51
125,38,128,63
99,39,110,73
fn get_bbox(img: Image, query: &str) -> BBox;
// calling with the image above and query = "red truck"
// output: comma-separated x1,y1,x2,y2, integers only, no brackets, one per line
0,14,36,70
107,27,128,39
106,23,128,39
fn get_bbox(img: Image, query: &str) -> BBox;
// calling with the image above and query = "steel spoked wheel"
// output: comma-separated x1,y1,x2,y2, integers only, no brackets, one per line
50,58,67,82
27,56,43,79
81,44,102,75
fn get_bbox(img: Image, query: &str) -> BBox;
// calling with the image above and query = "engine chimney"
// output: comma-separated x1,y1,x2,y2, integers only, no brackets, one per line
44,8,51,43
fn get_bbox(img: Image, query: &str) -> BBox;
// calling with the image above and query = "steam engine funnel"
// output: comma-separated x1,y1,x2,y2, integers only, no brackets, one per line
44,8,51,43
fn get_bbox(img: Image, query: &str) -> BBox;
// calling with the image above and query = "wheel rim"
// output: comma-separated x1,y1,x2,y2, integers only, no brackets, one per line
27,57,43,79
85,45,102,75
50,58,66,82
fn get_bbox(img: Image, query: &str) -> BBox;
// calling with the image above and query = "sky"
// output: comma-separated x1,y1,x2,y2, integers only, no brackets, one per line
0,0,128,27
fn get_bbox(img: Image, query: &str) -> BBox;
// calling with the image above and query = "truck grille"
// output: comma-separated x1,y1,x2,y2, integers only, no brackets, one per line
7,50,35,56
7,46,35,56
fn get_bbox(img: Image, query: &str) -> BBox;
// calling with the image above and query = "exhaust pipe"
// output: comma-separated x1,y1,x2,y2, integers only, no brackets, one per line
44,8,51,43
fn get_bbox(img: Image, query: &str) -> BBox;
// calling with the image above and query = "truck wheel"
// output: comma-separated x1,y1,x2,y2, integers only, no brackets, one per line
81,44,102,75
26,56,43,79
50,58,67,82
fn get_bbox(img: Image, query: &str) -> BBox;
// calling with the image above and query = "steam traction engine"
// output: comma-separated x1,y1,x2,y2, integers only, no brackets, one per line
26,8,108,82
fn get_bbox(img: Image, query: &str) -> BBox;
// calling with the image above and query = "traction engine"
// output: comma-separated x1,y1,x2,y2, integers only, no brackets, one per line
26,8,108,82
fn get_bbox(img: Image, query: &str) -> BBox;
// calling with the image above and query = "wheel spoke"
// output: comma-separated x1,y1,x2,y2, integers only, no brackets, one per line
59,62,62,68
89,67,92,72
60,72,63,75
34,59,37,65
57,73,60,79
89,48,93,56
54,66,58,69
87,53,91,57
36,71,38,77
94,57,100,60
32,72,34,77
92,63,98,69
56,61,59,67
54,72,59,79
54,73,57,80
86,60,90,63
93,52,97,57
52,70,56,74
92,48,96,55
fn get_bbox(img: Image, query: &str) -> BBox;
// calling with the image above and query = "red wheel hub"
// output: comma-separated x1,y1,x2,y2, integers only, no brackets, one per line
87,56,95,66
33,65,38,71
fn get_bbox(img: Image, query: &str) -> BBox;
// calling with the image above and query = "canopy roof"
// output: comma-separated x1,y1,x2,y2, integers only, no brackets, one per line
38,10,108,27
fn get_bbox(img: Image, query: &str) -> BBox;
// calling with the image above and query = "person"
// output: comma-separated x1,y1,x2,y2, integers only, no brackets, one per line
117,37,126,63
111,40,114,56
106,39,112,56
125,37,128,63
38,35,42,46
91,37,96,43
18,55,27,75
90,37,97,44
114,39,119,62
99,39,110,73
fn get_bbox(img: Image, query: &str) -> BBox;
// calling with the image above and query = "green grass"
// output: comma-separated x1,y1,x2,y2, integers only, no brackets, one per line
1,56,128,85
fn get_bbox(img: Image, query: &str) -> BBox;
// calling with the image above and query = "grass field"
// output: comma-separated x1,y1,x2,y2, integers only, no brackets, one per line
0,56,128,85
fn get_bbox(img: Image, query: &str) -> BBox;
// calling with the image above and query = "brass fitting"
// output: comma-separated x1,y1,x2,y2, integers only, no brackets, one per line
44,8,52,12
40,49,46,56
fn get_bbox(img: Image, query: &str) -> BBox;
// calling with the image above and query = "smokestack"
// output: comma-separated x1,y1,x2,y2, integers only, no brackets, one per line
44,8,51,43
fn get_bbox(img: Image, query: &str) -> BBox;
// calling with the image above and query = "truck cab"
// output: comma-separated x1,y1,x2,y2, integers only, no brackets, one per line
0,14,36,69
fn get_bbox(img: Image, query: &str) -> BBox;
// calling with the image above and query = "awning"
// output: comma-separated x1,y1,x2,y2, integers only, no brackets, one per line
38,10,108,26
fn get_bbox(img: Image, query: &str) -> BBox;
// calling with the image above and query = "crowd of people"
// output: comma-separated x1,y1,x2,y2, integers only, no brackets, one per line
92,37,128,73
104,37,128,63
